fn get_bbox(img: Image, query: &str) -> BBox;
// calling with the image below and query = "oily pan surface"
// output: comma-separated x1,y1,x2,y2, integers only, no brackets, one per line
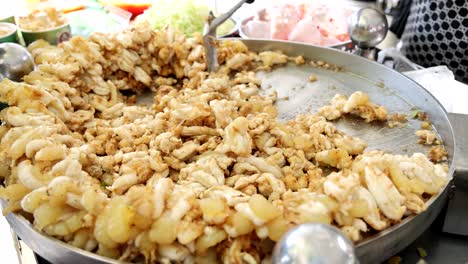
0,22,449,263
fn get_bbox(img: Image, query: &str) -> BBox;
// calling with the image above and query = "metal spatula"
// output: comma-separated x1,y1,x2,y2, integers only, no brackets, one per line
203,0,254,72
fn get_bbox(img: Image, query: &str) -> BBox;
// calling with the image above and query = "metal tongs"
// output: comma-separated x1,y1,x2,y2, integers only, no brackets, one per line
203,0,255,72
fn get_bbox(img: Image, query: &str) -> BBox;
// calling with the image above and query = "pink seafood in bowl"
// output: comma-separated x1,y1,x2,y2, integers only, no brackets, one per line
242,3,353,46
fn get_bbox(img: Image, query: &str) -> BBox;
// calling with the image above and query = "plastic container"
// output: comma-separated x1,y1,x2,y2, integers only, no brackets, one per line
0,22,18,43
20,23,71,46
0,16,15,24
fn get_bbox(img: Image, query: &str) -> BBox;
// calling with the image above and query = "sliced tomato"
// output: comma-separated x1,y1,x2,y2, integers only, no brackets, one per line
100,0,151,18
113,3,151,18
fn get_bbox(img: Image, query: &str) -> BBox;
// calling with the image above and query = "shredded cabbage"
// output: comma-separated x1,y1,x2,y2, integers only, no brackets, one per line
141,0,234,36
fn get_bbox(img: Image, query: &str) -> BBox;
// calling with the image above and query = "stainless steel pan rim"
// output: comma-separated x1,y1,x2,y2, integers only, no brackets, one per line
1,199,123,264
1,191,450,264
239,38,456,262
1,38,458,264
340,41,456,247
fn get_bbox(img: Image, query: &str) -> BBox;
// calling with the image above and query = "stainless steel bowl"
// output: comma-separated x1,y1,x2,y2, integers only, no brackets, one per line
238,8,354,51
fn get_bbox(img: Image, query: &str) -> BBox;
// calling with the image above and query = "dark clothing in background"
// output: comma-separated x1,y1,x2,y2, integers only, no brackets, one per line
390,0,413,38
391,0,468,83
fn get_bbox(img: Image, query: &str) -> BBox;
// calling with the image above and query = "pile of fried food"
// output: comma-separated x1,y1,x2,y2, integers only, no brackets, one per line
0,22,449,263
19,8,66,32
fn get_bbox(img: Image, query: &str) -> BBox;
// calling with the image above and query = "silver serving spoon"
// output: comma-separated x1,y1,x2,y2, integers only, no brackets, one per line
348,7,388,60
0,43,35,82
272,223,358,264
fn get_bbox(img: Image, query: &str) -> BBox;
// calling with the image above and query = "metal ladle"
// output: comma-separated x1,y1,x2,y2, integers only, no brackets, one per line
0,43,35,110
0,43,35,82
272,223,358,264
348,7,388,60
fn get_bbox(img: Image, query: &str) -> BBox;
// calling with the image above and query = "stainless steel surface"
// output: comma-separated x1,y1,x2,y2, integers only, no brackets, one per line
0,210,22,264
443,113,468,235
348,7,388,59
443,174,468,236
377,48,424,71
2,39,458,264
203,0,254,71
241,39,456,263
272,223,357,264
0,43,35,82
448,113,468,177
238,9,354,51
394,201,468,263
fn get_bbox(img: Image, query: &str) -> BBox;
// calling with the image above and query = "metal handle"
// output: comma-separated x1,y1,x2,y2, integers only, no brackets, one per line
348,8,388,60
203,0,255,72
209,0,253,30
377,48,424,71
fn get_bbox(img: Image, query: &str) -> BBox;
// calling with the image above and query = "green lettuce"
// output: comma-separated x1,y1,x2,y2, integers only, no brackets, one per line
141,0,235,36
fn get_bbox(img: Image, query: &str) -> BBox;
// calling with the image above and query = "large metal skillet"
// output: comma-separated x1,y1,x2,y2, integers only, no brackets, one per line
2,38,467,264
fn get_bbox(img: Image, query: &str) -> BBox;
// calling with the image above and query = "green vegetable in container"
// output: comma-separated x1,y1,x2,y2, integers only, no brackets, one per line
138,0,235,37
66,5,131,38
